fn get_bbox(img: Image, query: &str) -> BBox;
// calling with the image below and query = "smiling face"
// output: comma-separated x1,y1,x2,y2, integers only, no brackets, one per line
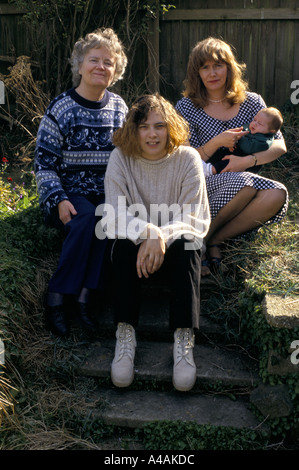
249,110,273,134
137,110,168,161
78,47,116,97
199,60,228,96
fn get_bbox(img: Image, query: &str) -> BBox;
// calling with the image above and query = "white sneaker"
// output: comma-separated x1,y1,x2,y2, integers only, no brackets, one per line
173,328,196,391
111,322,136,387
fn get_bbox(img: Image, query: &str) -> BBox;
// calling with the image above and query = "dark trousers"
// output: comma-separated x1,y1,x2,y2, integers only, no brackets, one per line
208,147,261,174
46,195,108,296
111,238,201,330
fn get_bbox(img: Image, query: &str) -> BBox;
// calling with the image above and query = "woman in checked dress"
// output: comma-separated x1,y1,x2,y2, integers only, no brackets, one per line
176,37,288,276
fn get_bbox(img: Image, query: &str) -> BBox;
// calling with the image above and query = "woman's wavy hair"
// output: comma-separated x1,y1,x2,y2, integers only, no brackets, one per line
183,37,248,107
70,27,127,87
113,94,190,158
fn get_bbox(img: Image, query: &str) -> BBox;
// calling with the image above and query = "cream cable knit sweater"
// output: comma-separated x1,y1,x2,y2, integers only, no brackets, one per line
100,145,210,248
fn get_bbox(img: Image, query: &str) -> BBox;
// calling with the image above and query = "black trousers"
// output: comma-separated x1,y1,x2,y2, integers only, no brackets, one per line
110,238,201,330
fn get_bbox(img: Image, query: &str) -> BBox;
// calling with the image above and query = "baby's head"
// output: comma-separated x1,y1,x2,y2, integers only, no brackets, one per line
249,107,283,135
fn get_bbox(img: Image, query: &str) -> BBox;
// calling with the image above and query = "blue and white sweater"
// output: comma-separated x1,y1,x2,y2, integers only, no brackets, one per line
34,88,128,216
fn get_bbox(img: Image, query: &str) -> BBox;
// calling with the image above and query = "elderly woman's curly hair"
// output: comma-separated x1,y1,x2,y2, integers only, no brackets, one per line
70,27,127,87
113,94,190,158
183,37,248,107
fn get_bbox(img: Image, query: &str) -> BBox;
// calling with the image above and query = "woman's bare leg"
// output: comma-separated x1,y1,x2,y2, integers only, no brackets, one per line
207,187,258,239
201,187,257,276
208,188,286,257
202,187,286,273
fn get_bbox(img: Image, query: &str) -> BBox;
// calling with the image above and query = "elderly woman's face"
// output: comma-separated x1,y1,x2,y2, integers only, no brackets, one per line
79,47,116,91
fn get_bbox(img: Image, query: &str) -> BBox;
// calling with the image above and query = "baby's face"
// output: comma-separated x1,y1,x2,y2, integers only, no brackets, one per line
249,111,272,134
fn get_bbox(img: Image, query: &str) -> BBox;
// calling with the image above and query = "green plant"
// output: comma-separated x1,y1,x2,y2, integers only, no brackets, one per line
139,420,269,450
0,163,38,215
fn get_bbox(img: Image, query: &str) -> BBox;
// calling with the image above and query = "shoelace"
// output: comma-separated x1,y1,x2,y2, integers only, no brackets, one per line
117,323,135,360
175,328,194,366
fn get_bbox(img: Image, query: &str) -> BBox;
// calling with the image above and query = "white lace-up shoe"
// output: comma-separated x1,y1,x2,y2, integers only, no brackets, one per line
111,322,136,387
173,328,196,391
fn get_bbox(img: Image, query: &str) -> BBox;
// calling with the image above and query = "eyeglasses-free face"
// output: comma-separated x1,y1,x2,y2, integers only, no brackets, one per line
249,111,274,134
199,60,228,96
137,110,168,161
78,47,116,94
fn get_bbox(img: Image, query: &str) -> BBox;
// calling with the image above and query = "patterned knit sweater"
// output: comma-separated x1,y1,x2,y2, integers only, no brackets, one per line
34,88,128,215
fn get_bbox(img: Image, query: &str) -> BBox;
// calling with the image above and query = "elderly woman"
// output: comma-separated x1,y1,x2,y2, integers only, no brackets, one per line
176,37,288,276
34,28,128,336
101,94,210,391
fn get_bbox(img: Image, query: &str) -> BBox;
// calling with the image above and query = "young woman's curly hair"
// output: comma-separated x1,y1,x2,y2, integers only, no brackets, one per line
113,94,190,158
183,37,248,107
70,27,127,87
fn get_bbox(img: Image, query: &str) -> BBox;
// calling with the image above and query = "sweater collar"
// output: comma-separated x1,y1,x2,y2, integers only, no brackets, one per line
69,87,111,109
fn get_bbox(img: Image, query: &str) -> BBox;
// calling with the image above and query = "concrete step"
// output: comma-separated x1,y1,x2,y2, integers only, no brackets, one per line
74,338,267,434
86,388,267,431
72,277,266,435
263,293,299,329
76,338,259,389
95,294,223,342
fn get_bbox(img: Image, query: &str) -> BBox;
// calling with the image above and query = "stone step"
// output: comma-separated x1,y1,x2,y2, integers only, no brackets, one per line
72,277,267,436
263,294,299,329
74,338,268,434
76,338,259,389
87,388,267,431
94,294,223,342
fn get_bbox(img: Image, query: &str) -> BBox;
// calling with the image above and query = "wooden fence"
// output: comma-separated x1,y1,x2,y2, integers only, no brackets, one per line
153,0,299,108
1,0,299,109
0,2,27,70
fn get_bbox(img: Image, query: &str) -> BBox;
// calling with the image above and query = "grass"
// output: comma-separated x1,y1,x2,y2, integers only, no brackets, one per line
0,102,298,450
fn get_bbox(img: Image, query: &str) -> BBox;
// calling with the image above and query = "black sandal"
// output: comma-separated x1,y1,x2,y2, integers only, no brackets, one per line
201,257,211,277
207,244,223,270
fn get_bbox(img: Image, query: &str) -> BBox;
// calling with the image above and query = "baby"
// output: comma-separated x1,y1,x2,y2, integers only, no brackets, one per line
203,107,283,175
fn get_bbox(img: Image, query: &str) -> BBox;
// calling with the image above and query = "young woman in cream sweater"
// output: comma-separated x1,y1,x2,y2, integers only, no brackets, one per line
100,94,210,391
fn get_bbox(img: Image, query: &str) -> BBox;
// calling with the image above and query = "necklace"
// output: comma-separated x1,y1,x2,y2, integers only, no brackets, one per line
208,97,226,103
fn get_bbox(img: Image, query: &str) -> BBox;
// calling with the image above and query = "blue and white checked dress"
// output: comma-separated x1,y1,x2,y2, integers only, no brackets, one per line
176,92,288,225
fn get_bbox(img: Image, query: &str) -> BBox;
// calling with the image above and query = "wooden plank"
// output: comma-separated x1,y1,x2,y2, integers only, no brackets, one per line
147,1,160,93
294,18,299,79
0,55,16,63
160,19,188,103
0,4,24,14
256,21,277,106
163,8,299,21
275,21,297,108
241,20,260,97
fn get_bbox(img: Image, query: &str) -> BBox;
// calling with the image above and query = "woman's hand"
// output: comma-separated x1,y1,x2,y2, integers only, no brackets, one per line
217,127,249,149
58,200,78,224
220,154,254,173
136,231,166,278
200,127,249,160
